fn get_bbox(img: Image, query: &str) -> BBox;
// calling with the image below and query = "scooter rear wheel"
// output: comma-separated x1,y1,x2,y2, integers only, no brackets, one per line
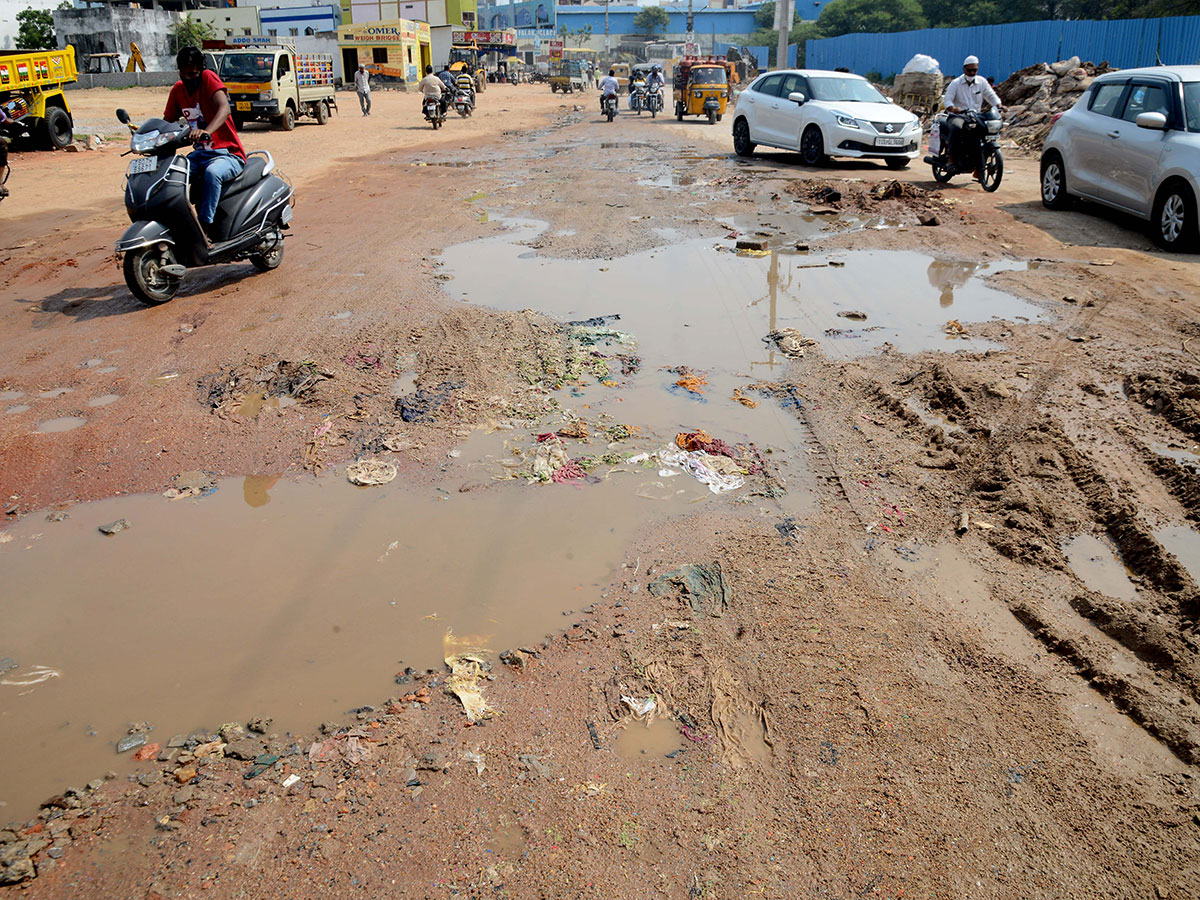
123,246,180,305
250,234,285,272
931,162,953,183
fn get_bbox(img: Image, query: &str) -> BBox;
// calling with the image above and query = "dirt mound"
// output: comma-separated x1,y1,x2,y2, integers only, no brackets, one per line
784,178,945,220
995,58,1118,150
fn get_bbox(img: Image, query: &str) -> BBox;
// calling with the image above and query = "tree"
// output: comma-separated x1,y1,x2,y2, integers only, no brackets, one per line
557,24,592,47
816,0,927,36
15,8,54,50
753,1,804,30
169,15,215,52
633,6,670,34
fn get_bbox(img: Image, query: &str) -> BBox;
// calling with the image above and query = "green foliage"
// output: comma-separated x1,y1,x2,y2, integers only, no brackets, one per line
15,8,54,50
816,0,928,36
753,1,805,29
557,23,592,47
633,6,670,34
169,15,215,52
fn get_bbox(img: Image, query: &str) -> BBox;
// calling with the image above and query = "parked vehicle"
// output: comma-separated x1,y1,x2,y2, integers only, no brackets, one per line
0,47,77,150
219,47,335,131
732,68,921,167
673,56,733,125
603,93,618,122
549,59,586,93
531,61,549,83
424,96,445,129
113,109,293,305
926,109,1004,191
454,88,474,117
1041,65,1200,251
0,137,9,205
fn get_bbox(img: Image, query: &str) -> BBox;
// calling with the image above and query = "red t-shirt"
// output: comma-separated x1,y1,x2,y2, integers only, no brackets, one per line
164,69,246,160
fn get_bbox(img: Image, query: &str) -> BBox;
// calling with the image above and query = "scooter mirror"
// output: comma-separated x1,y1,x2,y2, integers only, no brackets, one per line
116,108,130,124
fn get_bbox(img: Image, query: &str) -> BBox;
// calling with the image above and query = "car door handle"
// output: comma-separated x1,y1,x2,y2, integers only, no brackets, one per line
1107,130,1121,139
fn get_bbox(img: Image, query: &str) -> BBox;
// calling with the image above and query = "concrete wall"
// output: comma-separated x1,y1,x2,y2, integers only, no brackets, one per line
68,70,180,89
192,6,261,40
54,6,182,72
0,0,62,52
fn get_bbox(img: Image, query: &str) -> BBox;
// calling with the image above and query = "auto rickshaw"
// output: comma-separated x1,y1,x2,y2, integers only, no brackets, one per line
549,59,585,93
673,56,734,124
608,62,631,93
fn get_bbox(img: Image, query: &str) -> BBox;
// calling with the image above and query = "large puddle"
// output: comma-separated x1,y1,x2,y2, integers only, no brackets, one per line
0,463,711,815
441,219,1046,361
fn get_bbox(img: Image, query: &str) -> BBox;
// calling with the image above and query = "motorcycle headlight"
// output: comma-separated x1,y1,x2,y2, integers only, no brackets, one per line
259,90,273,101
834,114,859,129
131,129,160,152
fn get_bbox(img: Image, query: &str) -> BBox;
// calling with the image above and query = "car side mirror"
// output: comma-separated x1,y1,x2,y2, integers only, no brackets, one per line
886,97,895,104
1135,111,1167,131
116,108,130,124
788,91,806,105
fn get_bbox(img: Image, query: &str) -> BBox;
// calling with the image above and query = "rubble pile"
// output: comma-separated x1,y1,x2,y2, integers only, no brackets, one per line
995,56,1117,149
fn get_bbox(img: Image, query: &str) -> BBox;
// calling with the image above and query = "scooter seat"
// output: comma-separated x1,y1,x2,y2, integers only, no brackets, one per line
220,155,267,198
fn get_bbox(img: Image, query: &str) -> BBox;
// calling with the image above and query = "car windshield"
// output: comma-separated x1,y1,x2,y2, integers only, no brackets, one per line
691,67,727,85
1185,82,1200,131
807,76,886,104
220,53,275,81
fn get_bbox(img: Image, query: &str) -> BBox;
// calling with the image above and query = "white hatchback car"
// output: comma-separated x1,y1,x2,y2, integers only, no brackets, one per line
731,69,922,168
1041,66,1200,251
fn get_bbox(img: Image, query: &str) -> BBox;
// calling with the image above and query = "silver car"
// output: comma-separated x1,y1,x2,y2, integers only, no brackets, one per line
1040,65,1200,251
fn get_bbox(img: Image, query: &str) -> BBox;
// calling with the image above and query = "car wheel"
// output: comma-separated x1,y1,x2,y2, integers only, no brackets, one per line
885,157,909,170
1040,152,1072,210
800,125,826,167
733,118,756,157
1152,181,1199,252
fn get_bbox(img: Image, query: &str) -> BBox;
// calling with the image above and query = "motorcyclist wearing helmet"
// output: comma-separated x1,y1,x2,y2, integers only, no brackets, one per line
939,55,1003,168
646,65,665,92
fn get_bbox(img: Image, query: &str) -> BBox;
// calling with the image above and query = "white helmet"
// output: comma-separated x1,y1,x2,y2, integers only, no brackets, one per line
963,55,979,66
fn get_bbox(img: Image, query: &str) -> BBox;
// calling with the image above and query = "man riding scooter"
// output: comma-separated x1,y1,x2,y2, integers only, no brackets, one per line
164,46,246,238
938,55,1003,178
454,66,477,111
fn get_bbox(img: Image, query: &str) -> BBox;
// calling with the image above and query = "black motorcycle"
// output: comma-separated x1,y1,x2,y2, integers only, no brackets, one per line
925,108,1004,192
0,138,9,206
424,97,445,129
645,85,663,119
603,94,618,123
114,109,293,305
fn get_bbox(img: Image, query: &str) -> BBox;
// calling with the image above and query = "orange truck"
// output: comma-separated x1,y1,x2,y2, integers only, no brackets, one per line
0,46,77,149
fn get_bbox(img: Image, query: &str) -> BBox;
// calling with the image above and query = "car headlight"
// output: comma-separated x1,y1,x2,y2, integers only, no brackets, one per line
259,90,273,101
834,114,859,129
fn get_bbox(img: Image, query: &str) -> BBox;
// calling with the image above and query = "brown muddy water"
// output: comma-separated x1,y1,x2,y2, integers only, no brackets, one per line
1063,533,1137,602
0,458,724,817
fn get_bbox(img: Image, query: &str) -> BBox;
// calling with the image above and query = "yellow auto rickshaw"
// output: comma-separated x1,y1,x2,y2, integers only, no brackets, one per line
608,62,631,93
673,56,734,124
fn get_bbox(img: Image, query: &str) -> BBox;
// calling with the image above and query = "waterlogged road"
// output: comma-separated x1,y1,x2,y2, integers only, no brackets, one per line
2,87,1199,899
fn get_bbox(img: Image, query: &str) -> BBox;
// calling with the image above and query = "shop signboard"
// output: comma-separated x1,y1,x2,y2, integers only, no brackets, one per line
548,39,562,59
451,29,517,45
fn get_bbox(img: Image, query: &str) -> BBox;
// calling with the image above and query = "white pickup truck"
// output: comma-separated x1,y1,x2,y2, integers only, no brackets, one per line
219,46,336,131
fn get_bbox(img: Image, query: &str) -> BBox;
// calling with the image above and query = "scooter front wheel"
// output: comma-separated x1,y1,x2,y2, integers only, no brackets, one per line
123,246,180,305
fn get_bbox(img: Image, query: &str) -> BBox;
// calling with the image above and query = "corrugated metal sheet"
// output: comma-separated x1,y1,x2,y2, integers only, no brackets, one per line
805,15,1200,81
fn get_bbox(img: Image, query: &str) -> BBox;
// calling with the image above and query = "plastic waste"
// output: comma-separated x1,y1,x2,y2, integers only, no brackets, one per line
346,460,397,485
902,53,941,75
445,654,492,722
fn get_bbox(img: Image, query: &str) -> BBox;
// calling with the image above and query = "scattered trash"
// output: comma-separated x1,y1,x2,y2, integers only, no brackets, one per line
445,654,492,722
243,753,279,779
943,319,968,338
956,509,970,535
731,389,758,408
0,664,59,687
765,329,816,358
462,750,486,775
566,314,621,328
0,657,17,676
551,460,587,483
665,365,707,395
394,381,464,423
775,517,803,544
586,720,602,750
621,696,658,720
837,310,868,321
163,470,217,500
98,518,130,536
281,773,301,789
346,459,397,486
813,185,842,204
649,562,730,617
1089,258,1115,267
658,448,745,493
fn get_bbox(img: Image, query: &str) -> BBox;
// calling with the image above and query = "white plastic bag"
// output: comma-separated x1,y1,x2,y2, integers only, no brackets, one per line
902,53,941,75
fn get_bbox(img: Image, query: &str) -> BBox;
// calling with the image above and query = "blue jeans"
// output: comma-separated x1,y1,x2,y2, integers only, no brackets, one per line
189,147,244,225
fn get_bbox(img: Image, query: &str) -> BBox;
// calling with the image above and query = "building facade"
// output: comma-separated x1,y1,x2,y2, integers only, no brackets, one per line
337,17,430,83
191,5,261,40
261,3,341,37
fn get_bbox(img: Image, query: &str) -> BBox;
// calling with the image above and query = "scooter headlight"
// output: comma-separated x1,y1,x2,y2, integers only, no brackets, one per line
155,132,175,147
131,129,160,152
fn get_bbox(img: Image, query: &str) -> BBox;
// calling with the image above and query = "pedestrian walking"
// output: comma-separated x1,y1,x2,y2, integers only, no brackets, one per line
354,63,372,116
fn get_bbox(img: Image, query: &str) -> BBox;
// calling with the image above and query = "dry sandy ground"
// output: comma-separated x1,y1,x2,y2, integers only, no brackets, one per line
1,84,1199,899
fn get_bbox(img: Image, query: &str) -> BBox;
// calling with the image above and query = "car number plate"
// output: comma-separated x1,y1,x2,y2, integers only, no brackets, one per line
875,136,904,147
236,101,251,111
128,157,156,175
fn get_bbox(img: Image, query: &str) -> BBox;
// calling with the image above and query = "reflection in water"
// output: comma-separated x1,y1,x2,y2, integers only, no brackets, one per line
927,259,982,308
243,474,280,507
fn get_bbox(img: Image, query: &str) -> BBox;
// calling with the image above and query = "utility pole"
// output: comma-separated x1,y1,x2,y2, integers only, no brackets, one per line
604,0,610,57
686,0,695,49
774,0,792,69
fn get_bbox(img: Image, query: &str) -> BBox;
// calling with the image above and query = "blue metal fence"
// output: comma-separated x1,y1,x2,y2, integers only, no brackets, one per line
805,15,1200,81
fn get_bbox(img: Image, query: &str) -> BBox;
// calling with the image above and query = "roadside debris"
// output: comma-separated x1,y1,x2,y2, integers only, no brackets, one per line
621,695,659,720
346,459,397,486
837,310,868,321
765,329,816,358
164,470,216,500
649,562,731,618
943,320,968,338
445,654,492,722
395,380,465,423
98,518,130,536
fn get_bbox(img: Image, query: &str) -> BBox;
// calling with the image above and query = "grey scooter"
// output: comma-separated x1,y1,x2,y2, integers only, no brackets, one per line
114,108,294,305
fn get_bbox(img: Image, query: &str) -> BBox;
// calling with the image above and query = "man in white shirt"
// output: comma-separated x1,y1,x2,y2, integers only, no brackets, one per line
598,69,619,113
354,64,371,116
419,64,444,115
939,55,1003,167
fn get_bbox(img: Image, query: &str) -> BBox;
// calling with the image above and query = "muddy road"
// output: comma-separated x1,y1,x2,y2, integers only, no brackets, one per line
1,85,1199,898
